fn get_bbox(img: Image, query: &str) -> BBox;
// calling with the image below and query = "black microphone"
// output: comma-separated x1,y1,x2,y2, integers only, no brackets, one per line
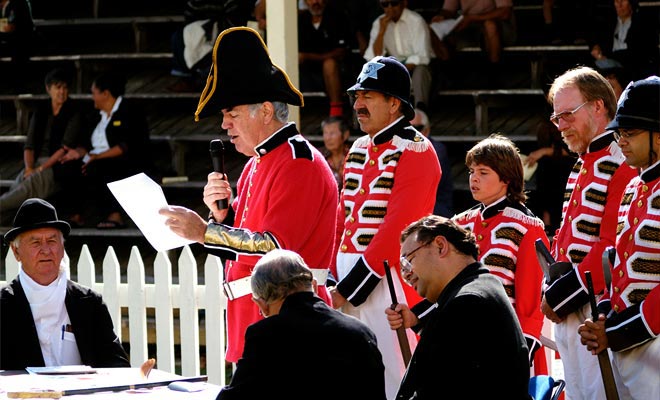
209,139,228,211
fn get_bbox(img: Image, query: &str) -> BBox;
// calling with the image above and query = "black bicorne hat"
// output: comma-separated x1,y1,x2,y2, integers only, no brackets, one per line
195,27,304,121
4,198,70,243
347,56,415,121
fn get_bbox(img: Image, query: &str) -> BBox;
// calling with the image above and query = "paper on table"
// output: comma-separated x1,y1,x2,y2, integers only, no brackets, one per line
429,15,463,40
107,173,195,252
26,365,96,375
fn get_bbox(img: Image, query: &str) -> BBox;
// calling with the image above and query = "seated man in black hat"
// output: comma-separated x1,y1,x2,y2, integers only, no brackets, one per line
0,198,130,370
159,27,339,366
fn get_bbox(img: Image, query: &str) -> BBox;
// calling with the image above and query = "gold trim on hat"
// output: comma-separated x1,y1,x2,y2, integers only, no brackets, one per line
194,26,304,122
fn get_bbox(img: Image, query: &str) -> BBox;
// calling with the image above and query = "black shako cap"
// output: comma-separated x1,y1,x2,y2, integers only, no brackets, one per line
347,56,415,121
607,75,660,132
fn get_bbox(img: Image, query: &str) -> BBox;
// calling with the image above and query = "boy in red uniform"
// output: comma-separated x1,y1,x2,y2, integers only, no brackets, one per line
453,134,549,375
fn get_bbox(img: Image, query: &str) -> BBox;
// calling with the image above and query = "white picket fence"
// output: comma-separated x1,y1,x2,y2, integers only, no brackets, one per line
1,245,228,386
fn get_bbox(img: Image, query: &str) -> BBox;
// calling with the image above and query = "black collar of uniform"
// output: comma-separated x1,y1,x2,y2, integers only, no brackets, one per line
254,122,298,157
586,131,615,154
640,160,660,183
481,197,512,219
372,117,415,145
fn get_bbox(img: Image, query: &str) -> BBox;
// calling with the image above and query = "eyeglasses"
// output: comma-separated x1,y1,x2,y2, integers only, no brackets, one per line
613,129,646,142
549,101,589,126
380,1,401,8
400,242,430,276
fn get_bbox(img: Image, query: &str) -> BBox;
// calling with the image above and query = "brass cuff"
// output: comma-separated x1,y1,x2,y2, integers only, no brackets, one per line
204,223,278,254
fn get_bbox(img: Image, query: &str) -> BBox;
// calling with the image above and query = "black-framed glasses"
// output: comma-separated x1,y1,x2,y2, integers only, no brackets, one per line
549,101,589,126
400,242,430,276
380,0,401,8
613,129,646,142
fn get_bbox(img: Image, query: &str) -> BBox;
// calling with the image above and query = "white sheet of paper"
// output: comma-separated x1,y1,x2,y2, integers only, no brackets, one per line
107,173,195,252
429,15,463,41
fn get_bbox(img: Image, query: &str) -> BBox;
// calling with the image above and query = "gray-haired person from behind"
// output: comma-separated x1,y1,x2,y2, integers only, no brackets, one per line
217,249,386,400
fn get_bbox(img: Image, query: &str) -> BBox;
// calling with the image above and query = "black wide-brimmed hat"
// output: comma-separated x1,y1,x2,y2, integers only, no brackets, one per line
347,56,415,121
4,198,70,243
194,26,304,121
607,75,660,132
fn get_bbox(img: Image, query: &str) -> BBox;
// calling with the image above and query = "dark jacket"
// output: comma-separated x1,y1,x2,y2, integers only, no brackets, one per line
590,10,659,81
217,291,386,400
26,98,84,157
397,263,531,400
0,278,130,370
84,98,151,175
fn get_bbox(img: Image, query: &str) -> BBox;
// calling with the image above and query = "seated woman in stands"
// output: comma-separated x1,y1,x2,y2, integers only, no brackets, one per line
0,68,85,224
75,71,151,229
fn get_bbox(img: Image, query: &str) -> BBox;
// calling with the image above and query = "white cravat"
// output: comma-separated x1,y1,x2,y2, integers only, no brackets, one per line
20,269,81,366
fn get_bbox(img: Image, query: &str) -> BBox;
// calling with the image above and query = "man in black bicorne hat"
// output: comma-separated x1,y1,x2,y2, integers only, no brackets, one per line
160,27,339,364
0,198,129,370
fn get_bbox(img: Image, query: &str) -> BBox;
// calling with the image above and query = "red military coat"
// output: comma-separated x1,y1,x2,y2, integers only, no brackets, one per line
546,132,637,317
204,123,338,362
454,198,548,373
334,118,441,306
600,161,660,352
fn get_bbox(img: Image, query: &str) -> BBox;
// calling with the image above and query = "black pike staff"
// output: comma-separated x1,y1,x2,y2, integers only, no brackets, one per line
7,376,208,399
384,260,412,366
585,271,620,400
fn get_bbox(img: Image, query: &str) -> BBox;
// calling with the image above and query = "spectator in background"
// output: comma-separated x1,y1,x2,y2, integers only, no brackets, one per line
430,0,515,84
542,66,636,400
298,0,350,117
0,0,34,92
386,215,531,399
78,71,151,229
346,0,382,56
169,0,253,92
410,108,453,217
590,0,658,82
0,69,85,223
364,0,433,111
0,198,130,370
578,76,660,400
217,249,386,400
321,116,350,188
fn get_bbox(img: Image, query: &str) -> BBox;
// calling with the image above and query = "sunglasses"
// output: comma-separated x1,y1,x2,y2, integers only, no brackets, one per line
380,1,401,8
549,101,589,126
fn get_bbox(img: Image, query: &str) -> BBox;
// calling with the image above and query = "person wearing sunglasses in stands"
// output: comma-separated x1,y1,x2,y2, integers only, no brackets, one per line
541,66,636,400
387,215,531,399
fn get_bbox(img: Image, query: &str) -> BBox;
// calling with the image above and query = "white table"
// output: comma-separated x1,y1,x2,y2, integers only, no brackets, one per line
0,368,221,399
